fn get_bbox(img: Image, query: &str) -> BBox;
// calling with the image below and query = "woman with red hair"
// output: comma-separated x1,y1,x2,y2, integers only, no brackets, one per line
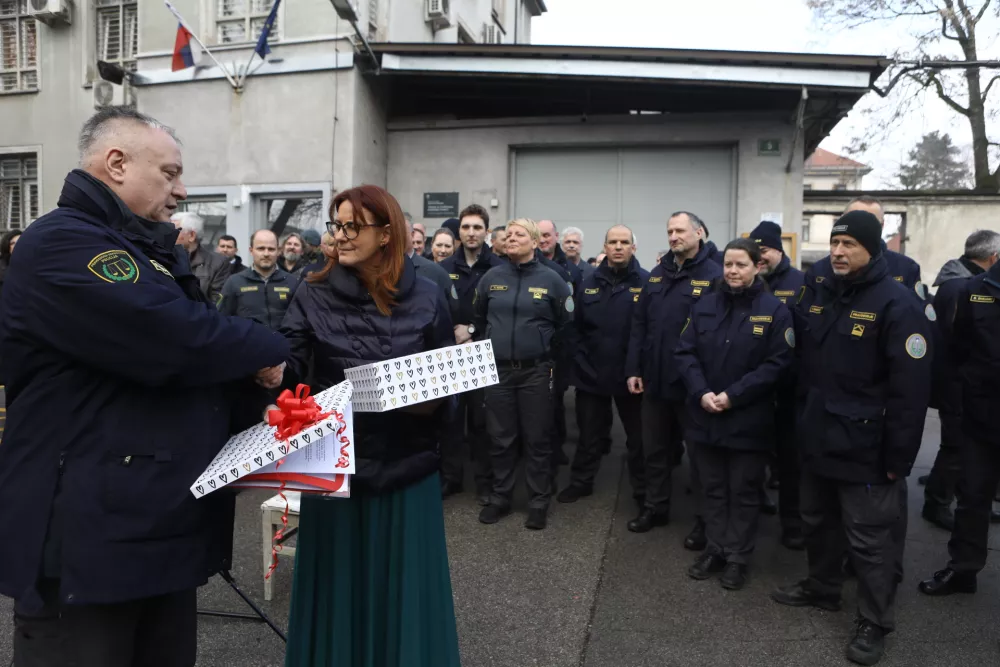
279,185,460,667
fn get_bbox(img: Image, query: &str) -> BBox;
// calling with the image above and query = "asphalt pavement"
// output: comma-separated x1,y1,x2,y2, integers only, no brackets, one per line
2,402,998,667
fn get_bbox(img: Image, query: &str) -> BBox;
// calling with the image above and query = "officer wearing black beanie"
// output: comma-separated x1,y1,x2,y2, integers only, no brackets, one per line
749,220,806,550
831,210,883,264
772,207,933,666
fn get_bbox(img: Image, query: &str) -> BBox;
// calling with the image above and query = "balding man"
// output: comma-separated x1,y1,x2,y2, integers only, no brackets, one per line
0,107,288,666
218,229,296,330
171,211,231,304
559,225,648,505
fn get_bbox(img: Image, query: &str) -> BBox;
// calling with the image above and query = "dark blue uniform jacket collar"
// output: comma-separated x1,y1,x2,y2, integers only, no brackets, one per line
57,169,206,304
452,243,497,271
986,260,1000,290
765,254,792,284
660,241,713,275
595,256,641,285
830,253,890,298
326,255,417,304
718,275,766,304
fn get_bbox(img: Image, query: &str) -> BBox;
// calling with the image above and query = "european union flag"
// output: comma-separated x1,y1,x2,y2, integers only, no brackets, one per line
254,0,281,59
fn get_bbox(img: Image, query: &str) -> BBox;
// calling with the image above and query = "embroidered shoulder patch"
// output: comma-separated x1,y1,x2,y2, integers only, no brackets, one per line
850,311,877,322
240,285,259,293
749,315,772,323
971,294,995,303
649,276,662,283
490,285,508,292
87,250,139,283
906,333,927,359
924,303,937,321
629,287,642,293
809,305,823,314
690,280,711,287
752,325,765,336
565,296,575,313
784,327,795,348
774,290,796,297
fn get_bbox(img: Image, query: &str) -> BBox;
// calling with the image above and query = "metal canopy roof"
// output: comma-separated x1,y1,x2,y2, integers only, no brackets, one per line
370,44,887,154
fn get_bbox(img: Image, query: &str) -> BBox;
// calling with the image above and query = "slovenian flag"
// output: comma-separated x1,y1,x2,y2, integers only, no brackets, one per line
171,23,203,71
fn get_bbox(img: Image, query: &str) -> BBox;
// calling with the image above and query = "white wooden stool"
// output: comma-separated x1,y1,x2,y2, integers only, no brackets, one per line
261,491,301,601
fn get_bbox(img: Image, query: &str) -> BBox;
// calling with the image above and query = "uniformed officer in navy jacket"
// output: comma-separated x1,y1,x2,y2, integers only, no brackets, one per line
772,211,932,667
676,238,793,590
919,255,1000,599
559,225,649,506
0,108,289,667
751,220,807,550
625,211,722,546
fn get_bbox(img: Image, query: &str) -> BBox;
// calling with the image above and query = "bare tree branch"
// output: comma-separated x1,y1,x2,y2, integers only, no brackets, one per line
983,74,1000,100
941,11,964,39
872,64,931,97
940,0,971,41
973,0,992,23
923,70,973,114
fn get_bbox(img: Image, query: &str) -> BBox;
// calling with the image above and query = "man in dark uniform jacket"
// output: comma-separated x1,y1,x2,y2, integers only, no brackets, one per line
772,211,932,667
751,220,807,550
625,212,722,543
918,254,1000,598
559,225,649,505
919,230,1000,530
218,229,296,330
0,108,289,667
439,205,505,501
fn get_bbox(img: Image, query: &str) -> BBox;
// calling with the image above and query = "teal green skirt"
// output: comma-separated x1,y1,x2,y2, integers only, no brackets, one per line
284,472,461,667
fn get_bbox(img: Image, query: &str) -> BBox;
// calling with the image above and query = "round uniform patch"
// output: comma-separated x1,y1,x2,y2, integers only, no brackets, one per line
925,303,937,322
784,327,795,348
915,281,927,300
450,285,458,300
565,296,575,313
905,334,928,360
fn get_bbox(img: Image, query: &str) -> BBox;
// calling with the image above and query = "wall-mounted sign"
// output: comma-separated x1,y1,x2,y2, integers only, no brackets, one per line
423,192,460,218
758,139,781,156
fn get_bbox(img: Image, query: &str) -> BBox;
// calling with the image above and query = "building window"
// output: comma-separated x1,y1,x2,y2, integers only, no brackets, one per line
0,154,39,230
178,198,228,247
257,194,324,239
96,0,139,73
491,0,506,28
217,0,280,45
802,218,811,243
0,0,38,93
833,182,847,191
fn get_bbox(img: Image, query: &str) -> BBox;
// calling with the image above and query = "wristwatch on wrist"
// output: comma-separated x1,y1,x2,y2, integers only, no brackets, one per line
467,324,476,335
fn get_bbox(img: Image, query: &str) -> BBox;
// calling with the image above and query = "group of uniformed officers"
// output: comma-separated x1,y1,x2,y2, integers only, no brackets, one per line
441,195,1000,667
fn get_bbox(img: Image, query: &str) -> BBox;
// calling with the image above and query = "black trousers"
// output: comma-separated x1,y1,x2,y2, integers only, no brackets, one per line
692,443,768,564
440,391,492,491
775,397,801,530
801,471,903,630
948,437,1000,573
570,390,645,496
925,411,964,510
485,363,554,510
13,579,197,667
550,361,570,454
640,395,696,515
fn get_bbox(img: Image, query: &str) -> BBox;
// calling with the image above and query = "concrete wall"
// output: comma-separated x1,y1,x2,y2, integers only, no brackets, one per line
349,73,389,188
904,198,1000,288
387,112,802,251
386,0,531,43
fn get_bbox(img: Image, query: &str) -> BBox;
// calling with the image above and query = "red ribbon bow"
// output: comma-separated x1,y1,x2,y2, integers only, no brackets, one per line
268,384,332,441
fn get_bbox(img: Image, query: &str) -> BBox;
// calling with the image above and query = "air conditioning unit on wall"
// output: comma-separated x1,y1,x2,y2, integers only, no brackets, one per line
29,0,73,26
93,80,126,110
425,0,451,28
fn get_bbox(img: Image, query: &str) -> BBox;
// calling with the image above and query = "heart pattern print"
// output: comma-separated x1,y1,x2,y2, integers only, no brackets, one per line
345,340,499,412
190,380,354,498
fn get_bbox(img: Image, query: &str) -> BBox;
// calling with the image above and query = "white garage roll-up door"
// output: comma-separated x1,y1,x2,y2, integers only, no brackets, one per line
513,146,737,271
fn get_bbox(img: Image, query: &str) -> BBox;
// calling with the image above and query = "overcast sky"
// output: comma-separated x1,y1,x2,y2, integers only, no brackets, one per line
532,0,999,188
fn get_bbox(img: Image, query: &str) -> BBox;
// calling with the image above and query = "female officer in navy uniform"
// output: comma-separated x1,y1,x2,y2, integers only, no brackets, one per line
675,238,794,590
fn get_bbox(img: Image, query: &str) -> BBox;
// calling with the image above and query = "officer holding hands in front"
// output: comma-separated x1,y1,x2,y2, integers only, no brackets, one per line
771,211,932,667
559,225,648,506
474,218,573,531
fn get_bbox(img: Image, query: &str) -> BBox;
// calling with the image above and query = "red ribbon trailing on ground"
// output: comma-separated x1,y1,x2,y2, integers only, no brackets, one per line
264,384,332,579
267,384,332,441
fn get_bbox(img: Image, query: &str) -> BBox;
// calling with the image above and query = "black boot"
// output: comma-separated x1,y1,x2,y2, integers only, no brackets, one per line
921,504,955,531
720,562,748,590
684,517,707,551
845,618,885,666
478,504,511,525
687,552,726,580
781,525,806,551
475,484,492,507
770,580,841,611
556,485,593,504
441,479,464,498
627,508,669,533
525,507,548,530
918,568,977,596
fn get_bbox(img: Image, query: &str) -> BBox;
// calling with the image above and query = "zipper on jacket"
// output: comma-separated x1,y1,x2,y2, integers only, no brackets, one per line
512,268,523,359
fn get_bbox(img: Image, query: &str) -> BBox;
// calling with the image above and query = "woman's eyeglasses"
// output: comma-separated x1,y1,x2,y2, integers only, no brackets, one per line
326,220,382,240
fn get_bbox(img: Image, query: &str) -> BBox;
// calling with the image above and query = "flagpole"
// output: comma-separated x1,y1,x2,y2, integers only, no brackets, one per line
164,0,240,90
236,50,259,90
